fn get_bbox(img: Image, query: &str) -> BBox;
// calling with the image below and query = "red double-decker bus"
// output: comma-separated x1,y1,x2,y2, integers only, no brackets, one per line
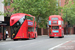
10,13,37,40
48,15,64,38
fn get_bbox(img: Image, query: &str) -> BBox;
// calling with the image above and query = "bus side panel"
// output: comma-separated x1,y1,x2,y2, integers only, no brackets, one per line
28,22,37,38
30,31,37,38
22,20,29,38
29,32,34,38
59,26,64,37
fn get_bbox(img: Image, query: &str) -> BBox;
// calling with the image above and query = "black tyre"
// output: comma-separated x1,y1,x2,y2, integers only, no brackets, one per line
13,39,18,41
49,36,54,38
3,39,6,41
62,36,64,38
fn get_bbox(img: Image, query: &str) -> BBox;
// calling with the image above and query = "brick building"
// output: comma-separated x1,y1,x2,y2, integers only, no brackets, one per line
0,0,4,21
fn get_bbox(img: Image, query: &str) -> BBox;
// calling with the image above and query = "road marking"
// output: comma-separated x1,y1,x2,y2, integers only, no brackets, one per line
48,40,71,50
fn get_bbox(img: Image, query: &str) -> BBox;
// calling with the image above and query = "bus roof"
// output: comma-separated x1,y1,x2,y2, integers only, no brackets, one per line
11,13,35,18
10,13,35,26
49,15,63,20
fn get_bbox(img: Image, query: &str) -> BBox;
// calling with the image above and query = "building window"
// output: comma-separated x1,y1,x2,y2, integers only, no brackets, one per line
59,0,61,6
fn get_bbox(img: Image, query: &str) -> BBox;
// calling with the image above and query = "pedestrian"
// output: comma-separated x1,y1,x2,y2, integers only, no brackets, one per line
6,29,8,38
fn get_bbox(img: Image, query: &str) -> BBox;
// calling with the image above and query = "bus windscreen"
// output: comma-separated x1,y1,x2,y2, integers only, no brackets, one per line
52,26,59,29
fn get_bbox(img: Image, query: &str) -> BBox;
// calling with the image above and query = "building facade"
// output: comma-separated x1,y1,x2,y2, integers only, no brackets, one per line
0,0,4,21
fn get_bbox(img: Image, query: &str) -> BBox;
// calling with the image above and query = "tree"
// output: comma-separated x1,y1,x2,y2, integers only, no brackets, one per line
62,0,75,26
1,0,61,28
11,0,60,28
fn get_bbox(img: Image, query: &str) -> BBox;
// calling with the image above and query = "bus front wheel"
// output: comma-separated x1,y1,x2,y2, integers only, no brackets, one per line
49,36,54,38
13,39,18,41
3,39,6,41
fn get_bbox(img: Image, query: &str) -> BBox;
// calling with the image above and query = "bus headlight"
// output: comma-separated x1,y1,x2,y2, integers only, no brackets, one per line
58,20,61,25
49,21,51,25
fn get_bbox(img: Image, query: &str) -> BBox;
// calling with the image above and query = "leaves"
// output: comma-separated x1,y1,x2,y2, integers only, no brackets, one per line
62,0,75,26
2,0,60,28
11,0,60,28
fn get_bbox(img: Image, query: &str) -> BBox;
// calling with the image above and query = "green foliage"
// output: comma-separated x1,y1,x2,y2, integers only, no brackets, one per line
62,0,75,26
1,0,12,17
1,0,61,28
3,0,11,6
11,0,60,28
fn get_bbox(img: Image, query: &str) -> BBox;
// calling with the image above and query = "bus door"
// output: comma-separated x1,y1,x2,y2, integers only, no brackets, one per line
52,26,59,36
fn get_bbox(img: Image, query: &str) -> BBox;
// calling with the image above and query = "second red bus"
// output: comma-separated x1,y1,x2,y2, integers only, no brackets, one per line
48,15,64,38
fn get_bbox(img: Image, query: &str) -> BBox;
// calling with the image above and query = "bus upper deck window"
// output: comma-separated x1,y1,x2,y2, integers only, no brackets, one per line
51,18,58,20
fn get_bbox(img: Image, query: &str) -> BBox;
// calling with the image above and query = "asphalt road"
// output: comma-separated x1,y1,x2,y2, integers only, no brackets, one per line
0,35,75,50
